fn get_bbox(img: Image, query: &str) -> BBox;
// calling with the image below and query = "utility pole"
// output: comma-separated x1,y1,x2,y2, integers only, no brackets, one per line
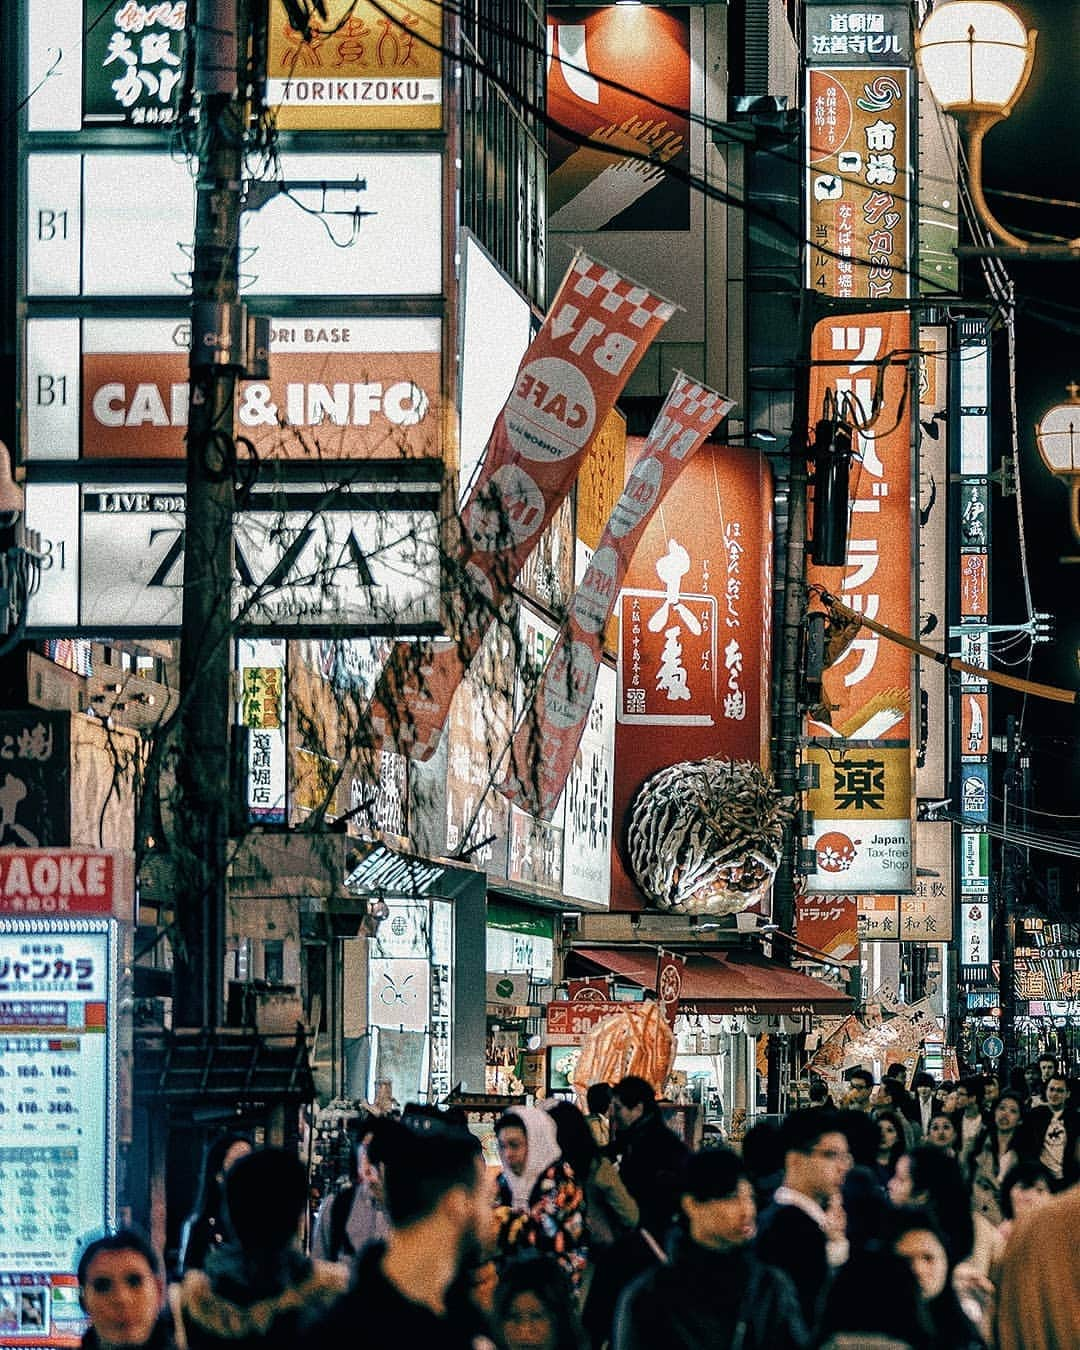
766,295,814,1115
173,0,246,1029
999,714,1021,1075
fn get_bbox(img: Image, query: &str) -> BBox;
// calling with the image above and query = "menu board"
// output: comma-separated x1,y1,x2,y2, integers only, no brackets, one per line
0,923,116,1348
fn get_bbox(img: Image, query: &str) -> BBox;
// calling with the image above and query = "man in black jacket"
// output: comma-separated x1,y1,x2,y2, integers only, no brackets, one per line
301,1119,498,1350
1018,1073,1080,1186
609,1075,691,1239
613,1149,808,1350
754,1109,851,1331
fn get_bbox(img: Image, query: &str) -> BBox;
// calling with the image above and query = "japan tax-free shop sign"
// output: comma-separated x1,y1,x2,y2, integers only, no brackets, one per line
0,850,131,1350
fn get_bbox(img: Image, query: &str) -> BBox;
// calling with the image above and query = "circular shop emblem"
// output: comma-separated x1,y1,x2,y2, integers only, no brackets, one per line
542,640,598,730
658,963,683,1006
505,357,597,463
572,546,619,636
609,457,663,538
816,831,858,873
464,464,546,550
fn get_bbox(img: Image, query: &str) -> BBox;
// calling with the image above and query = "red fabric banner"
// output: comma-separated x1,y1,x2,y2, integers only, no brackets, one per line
501,373,733,818
656,948,686,1028
369,254,676,759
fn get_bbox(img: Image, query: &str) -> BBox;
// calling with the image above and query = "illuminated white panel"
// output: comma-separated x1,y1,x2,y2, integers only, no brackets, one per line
458,234,533,503
241,153,442,296
0,926,113,1278
82,155,195,295
959,413,989,476
959,343,989,407
23,483,80,627
25,319,80,460
27,0,83,131
26,155,82,295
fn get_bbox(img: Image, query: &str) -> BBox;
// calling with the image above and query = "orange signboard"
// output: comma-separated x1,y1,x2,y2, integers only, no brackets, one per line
960,552,988,618
609,445,773,909
807,310,913,739
805,311,914,895
79,319,441,460
807,67,910,299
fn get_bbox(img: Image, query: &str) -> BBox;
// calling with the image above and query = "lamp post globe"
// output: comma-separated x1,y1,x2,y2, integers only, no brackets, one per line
916,2,1039,248
916,1,1035,115
1035,382,1080,544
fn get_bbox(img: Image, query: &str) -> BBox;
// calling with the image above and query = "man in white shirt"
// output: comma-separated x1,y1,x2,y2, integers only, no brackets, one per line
912,1071,937,1135
755,1109,851,1331
1019,1074,1080,1187
951,1078,985,1163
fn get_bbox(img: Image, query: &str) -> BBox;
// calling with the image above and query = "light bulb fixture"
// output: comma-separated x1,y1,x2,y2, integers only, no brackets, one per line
1034,381,1080,543
915,3,1080,253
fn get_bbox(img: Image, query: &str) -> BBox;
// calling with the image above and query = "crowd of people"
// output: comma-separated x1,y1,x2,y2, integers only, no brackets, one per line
77,1059,1080,1350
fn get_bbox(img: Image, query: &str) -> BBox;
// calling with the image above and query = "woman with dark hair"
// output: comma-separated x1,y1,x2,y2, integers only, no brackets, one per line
874,1110,907,1184
492,1257,586,1350
885,1208,986,1350
545,1100,639,1250
968,1092,1028,1225
178,1133,253,1275
878,1079,920,1140
887,1146,973,1266
815,1249,932,1350
924,1112,958,1155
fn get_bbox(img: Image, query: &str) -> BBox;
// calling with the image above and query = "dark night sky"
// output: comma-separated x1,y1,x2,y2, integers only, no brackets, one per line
970,1,1080,809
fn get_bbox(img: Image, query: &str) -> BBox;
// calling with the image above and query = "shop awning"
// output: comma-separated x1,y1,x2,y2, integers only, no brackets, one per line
134,1028,315,1105
572,946,852,1015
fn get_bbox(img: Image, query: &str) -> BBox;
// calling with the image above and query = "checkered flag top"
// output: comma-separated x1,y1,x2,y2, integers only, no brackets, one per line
572,256,677,329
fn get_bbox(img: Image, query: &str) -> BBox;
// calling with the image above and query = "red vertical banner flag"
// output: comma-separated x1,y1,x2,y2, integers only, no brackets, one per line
369,254,676,758
656,948,686,1028
502,373,734,818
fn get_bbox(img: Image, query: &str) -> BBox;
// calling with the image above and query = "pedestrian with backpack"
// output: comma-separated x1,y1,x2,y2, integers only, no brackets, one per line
310,1121,390,1264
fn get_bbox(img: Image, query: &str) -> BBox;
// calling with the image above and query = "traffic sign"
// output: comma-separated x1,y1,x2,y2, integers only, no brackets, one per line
982,1035,1004,1061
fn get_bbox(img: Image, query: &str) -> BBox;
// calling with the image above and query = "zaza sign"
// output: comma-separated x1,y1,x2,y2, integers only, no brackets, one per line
23,482,440,634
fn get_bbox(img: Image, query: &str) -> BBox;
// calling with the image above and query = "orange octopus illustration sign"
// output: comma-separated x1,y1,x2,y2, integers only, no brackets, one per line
547,7,691,230
266,0,443,130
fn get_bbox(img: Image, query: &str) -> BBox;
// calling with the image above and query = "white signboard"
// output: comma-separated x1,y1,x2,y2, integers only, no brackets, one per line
237,638,287,826
458,233,534,502
25,152,442,296
486,926,554,982
961,897,990,967
244,153,442,297
24,482,440,633
560,662,615,907
372,901,430,960
0,920,116,1343
368,957,430,1032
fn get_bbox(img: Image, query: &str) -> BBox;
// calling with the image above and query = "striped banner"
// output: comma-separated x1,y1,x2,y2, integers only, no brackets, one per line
501,372,733,818
369,253,676,759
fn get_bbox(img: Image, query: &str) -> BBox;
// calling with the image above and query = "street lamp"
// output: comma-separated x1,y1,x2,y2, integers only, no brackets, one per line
1034,382,1080,544
915,2,1061,252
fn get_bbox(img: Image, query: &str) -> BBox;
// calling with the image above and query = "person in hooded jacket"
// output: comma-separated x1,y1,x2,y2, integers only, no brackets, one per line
169,1148,347,1350
494,1107,587,1287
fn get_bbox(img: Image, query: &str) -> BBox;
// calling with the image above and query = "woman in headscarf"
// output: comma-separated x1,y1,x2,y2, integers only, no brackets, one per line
494,1108,587,1287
